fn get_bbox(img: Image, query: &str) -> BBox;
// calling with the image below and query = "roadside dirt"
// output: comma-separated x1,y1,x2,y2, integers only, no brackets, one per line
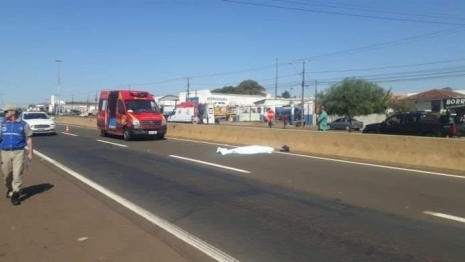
0,155,212,262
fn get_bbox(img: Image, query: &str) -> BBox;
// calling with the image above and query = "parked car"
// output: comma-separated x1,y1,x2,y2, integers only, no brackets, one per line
362,111,456,137
21,111,56,135
328,117,364,131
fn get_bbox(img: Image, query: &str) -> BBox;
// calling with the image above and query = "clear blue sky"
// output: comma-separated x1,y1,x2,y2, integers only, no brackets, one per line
1,0,465,107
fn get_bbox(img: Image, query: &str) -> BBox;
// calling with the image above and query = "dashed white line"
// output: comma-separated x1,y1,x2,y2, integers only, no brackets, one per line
274,152,465,179
169,155,251,174
424,211,465,223
34,150,240,262
58,125,464,179
166,137,465,179
61,132,78,136
96,139,128,148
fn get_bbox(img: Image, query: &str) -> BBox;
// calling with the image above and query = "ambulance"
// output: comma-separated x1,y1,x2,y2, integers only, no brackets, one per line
167,102,215,124
97,90,167,141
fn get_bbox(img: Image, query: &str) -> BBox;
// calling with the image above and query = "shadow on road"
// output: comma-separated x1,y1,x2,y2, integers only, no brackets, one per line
19,183,54,202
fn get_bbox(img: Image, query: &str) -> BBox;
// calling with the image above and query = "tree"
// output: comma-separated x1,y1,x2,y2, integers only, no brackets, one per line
236,80,266,95
281,90,291,98
319,77,391,120
212,86,235,94
212,79,266,95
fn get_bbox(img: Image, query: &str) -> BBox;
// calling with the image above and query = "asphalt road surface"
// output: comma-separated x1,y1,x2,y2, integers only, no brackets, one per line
31,125,465,262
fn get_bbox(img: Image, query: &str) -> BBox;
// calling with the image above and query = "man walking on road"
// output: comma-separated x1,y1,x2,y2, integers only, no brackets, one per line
0,105,33,206
317,105,328,131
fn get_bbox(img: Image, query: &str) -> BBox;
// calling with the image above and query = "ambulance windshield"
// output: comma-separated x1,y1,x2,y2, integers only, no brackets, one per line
125,100,160,113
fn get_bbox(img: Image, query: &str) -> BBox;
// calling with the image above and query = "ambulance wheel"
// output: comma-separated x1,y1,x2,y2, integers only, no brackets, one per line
123,127,132,141
157,134,165,139
100,129,107,137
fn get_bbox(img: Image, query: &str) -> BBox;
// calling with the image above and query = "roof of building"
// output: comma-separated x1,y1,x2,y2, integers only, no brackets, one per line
405,88,465,101
158,95,179,101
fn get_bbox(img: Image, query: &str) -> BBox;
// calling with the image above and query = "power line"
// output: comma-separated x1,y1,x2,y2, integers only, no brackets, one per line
272,0,465,21
189,59,465,87
222,0,465,26
315,66,465,82
306,58,465,74
101,26,464,89
305,27,465,61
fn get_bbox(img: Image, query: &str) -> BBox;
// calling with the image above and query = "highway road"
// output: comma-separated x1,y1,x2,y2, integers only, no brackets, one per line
32,125,465,262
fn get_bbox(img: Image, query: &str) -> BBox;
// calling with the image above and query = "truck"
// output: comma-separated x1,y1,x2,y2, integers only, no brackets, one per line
97,90,167,141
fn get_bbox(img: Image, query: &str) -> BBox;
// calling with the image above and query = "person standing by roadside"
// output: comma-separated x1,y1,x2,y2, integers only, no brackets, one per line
0,105,33,206
266,108,275,128
317,105,328,131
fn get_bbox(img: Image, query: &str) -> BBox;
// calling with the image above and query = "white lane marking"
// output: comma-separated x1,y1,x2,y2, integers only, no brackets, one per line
167,137,465,179
96,139,128,148
34,150,240,262
61,132,78,137
57,125,464,179
424,211,465,223
169,155,251,174
273,152,465,179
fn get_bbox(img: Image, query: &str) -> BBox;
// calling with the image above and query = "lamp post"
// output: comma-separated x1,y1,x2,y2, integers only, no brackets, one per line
55,60,62,115
289,60,309,128
300,60,307,128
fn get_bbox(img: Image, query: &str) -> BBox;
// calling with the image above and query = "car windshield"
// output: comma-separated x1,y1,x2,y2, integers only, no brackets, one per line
23,113,50,120
125,100,160,113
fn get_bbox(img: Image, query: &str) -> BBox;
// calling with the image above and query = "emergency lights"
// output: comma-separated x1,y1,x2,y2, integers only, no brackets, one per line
129,91,149,98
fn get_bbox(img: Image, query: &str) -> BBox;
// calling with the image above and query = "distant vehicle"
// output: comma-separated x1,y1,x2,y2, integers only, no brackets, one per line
328,118,364,131
161,105,175,118
21,111,56,135
97,90,167,141
362,111,456,137
167,102,215,124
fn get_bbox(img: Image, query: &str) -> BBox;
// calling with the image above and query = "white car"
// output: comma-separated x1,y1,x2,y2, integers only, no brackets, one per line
21,112,56,135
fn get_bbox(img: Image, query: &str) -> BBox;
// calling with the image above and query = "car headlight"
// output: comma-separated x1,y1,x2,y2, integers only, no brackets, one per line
161,116,166,125
132,119,140,128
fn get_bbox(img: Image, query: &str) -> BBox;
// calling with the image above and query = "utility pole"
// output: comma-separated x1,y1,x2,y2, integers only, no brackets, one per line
275,58,278,99
86,96,90,112
71,94,74,111
95,91,98,112
314,80,318,114
300,60,308,128
55,60,62,115
186,77,192,100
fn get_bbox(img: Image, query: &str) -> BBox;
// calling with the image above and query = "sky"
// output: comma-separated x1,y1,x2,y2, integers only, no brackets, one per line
1,0,465,107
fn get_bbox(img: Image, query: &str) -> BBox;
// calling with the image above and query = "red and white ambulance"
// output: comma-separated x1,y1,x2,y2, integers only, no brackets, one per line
97,90,167,141
167,102,215,124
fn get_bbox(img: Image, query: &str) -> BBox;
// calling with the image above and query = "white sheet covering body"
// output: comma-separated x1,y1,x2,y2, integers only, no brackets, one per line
216,145,275,155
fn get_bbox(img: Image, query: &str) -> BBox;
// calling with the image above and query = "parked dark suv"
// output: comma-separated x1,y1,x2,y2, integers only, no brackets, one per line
362,111,456,137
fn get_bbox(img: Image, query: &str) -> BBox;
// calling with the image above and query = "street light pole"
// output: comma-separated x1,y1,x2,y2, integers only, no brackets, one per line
55,60,62,115
275,58,278,99
300,59,308,128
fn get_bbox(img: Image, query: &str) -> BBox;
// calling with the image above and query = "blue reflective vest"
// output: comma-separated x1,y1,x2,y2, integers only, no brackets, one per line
0,119,28,150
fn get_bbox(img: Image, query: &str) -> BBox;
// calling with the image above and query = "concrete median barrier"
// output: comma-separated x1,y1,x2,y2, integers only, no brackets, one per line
57,117,465,173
